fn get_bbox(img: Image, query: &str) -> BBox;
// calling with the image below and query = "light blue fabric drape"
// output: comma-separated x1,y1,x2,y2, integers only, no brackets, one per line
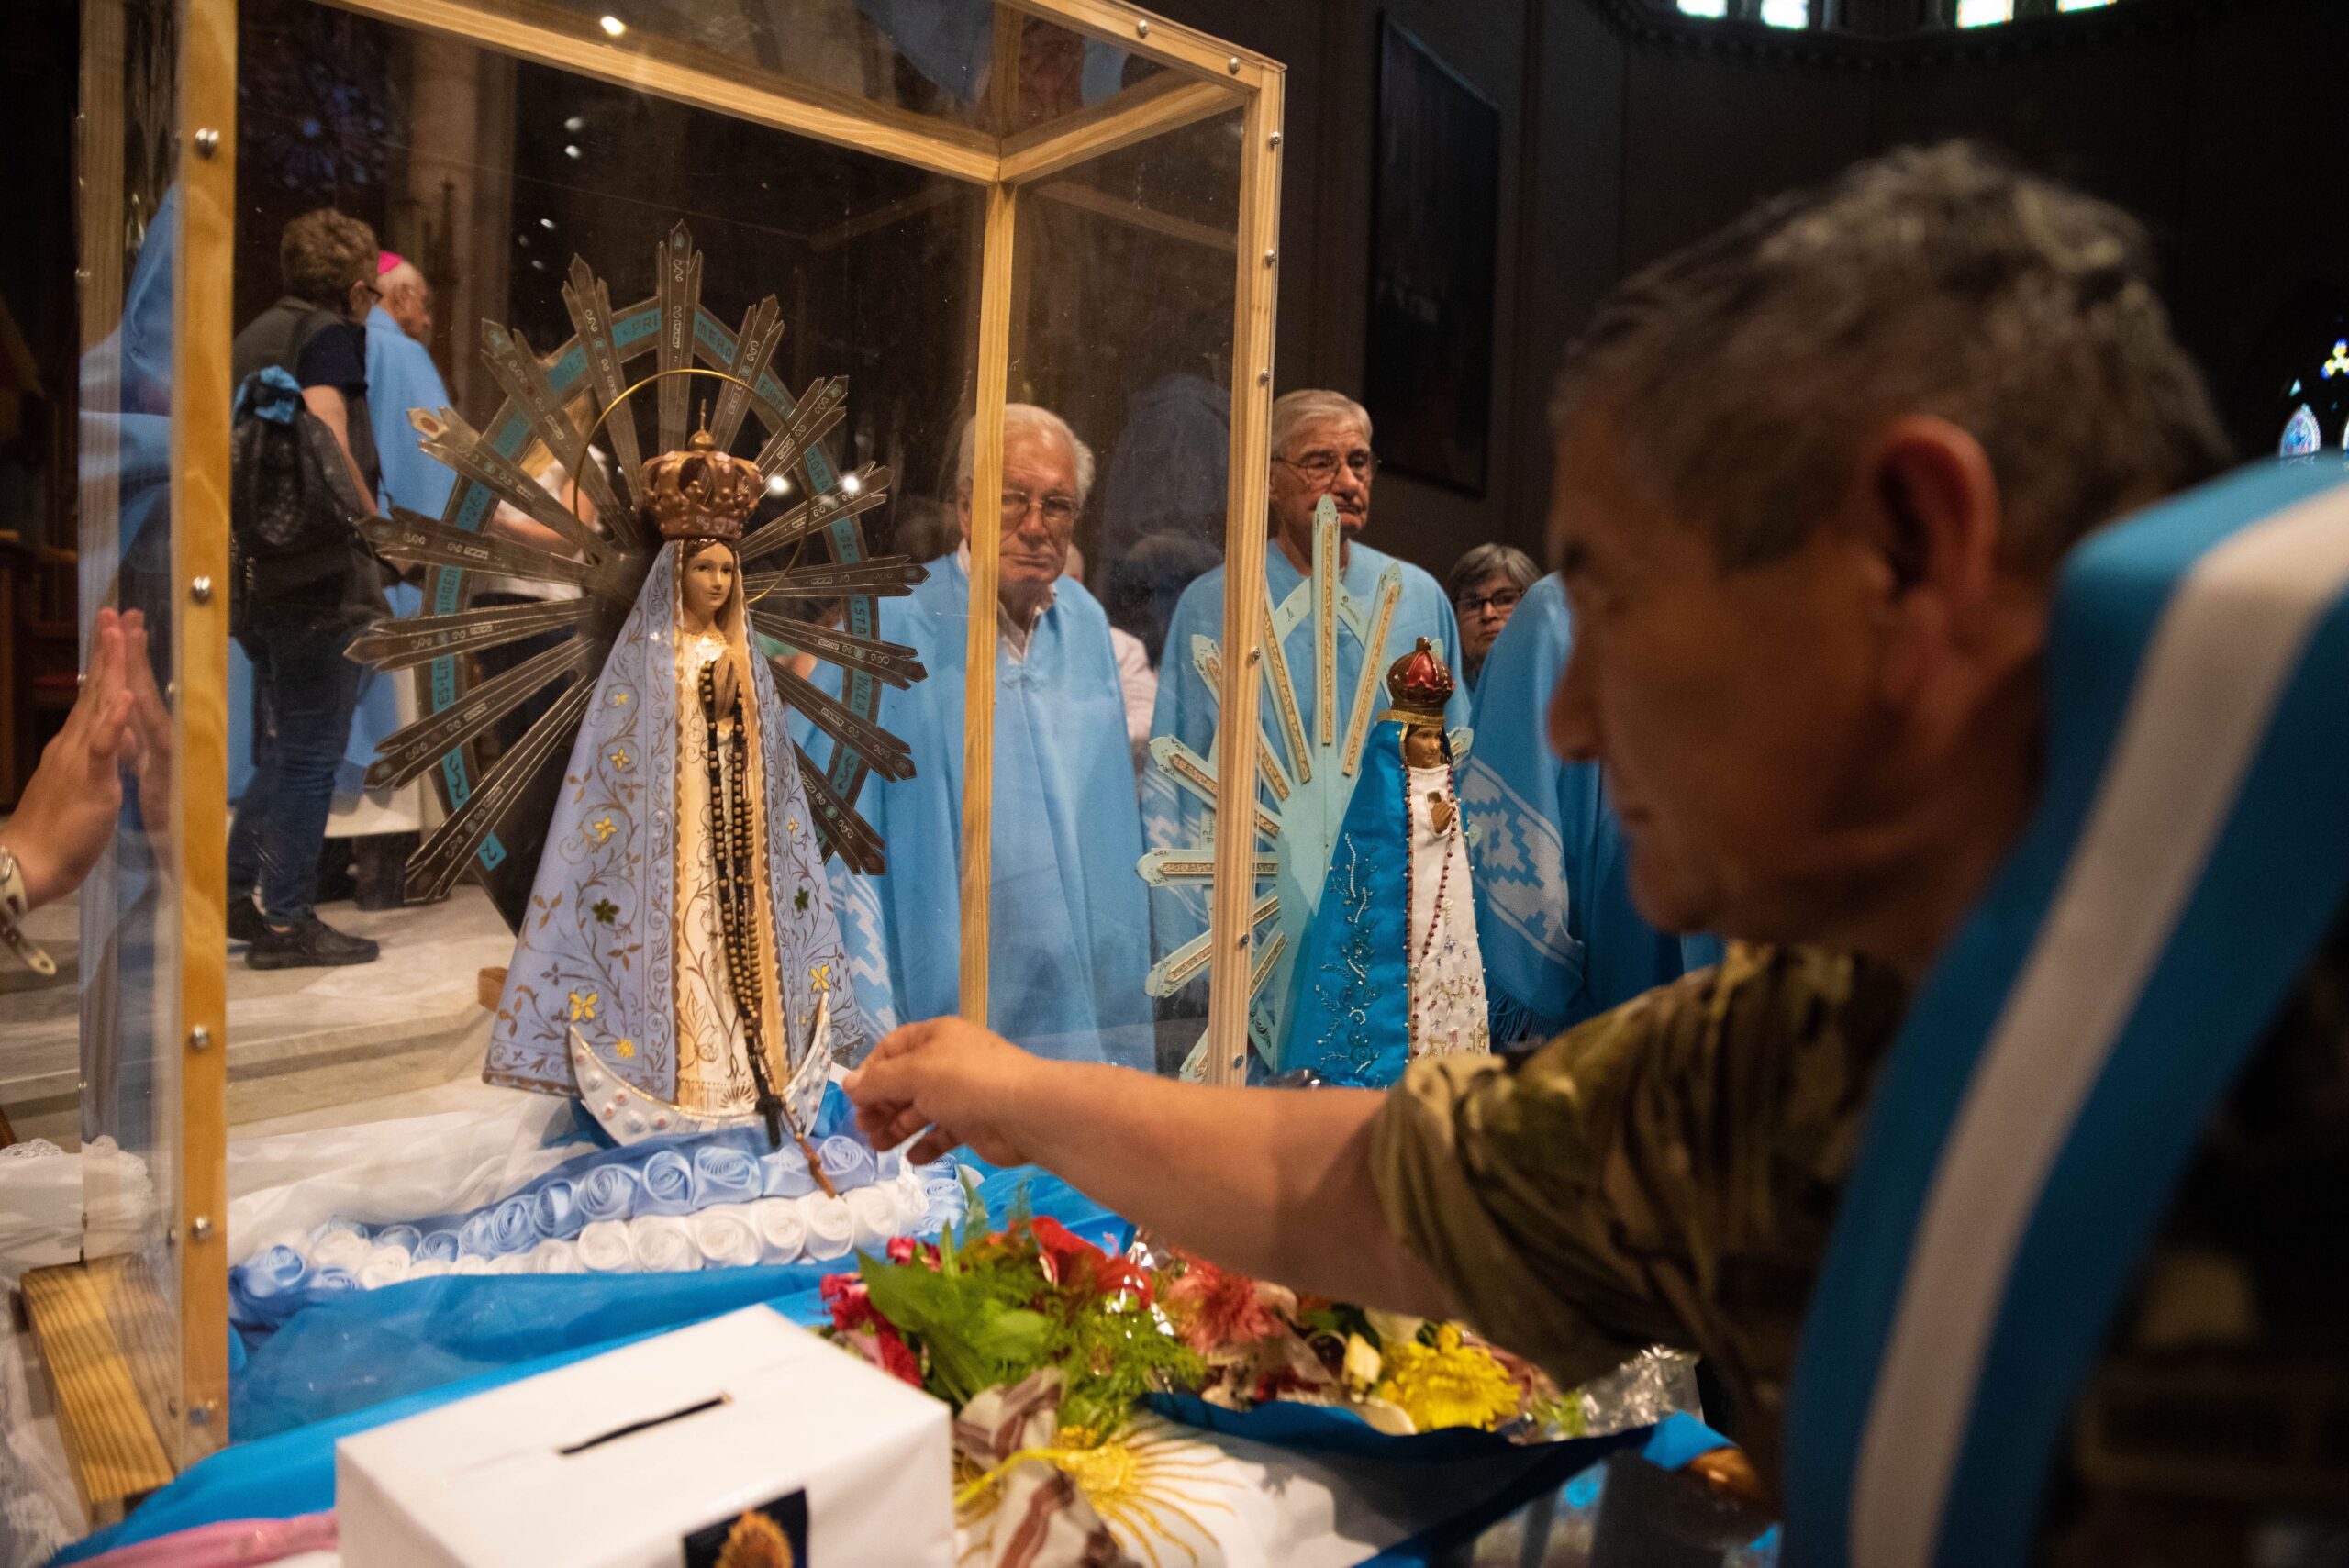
1459,575,1710,1043
854,553,1152,1066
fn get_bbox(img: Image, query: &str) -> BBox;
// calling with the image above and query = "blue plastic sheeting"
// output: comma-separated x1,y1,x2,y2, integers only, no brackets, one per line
58,1166,1121,1563
1144,1399,1725,1473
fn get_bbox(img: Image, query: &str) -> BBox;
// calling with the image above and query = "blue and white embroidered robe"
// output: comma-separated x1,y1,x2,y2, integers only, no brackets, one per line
486,544,865,1101
1285,719,1488,1084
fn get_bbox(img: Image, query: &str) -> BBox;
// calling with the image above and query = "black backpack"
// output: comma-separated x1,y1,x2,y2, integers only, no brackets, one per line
228,307,384,632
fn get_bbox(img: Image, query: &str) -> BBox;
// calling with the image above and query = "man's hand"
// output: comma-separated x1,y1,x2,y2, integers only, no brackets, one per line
845,1017,1046,1166
8,608,136,907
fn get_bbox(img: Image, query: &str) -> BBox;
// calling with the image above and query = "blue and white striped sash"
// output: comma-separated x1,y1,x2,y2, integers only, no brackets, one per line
1785,462,2349,1567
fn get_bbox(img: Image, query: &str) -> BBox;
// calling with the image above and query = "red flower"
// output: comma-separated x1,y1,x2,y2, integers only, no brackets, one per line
1028,1217,1155,1307
1163,1253,1286,1355
870,1322,923,1387
821,1272,875,1333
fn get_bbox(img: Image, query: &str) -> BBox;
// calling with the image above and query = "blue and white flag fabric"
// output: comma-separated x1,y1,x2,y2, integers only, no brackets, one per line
1784,462,2349,1568
1460,574,1708,1043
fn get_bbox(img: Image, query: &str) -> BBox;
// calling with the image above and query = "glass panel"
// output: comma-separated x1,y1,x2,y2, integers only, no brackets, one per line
66,0,186,1450
994,107,1243,1075
1000,11,1171,137
484,0,1169,143
484,0,1007,132
213,0,977,1211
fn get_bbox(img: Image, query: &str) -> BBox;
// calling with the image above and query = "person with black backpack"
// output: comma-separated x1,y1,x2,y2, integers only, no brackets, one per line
225,208,389,969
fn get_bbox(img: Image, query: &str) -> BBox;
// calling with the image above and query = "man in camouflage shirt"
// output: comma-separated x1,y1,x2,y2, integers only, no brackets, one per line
848,144,2348,1562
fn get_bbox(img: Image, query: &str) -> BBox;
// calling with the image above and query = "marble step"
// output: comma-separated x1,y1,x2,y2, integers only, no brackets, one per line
0,886,516,1149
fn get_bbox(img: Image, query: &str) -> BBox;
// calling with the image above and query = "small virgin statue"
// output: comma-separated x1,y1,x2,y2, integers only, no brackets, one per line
1280,638,1491,1085
486,429,857,1147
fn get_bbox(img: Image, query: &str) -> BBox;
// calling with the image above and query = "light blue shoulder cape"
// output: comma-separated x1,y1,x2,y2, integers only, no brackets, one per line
486,542,866,1099
1459,574,1714,1043
1786,462,2349,1567
852,552,1152,1066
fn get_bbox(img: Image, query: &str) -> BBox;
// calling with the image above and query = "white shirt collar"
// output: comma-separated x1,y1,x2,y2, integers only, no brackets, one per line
957,539,1056,662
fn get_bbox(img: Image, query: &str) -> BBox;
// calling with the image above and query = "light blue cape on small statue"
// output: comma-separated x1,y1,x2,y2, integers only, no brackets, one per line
1278,717,1419,1088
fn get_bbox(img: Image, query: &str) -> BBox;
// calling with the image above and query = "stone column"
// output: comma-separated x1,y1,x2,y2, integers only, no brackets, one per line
404,33,513,422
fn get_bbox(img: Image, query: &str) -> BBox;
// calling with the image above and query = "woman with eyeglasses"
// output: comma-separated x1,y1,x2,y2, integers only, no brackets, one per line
1445,542,1540,692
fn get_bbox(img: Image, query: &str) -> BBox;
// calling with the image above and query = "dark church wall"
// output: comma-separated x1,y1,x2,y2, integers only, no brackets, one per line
1155,0,2349,574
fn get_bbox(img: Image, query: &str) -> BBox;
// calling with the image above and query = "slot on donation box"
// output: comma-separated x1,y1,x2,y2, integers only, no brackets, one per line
336,1307,952,1567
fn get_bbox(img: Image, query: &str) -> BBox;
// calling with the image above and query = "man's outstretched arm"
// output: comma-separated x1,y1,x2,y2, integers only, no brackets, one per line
843,1017,1455,1318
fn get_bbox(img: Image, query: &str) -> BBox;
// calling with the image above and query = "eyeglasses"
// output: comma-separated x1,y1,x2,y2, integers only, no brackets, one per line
1275,450,1379,486
999,487,1079,529
1455,588,1522,617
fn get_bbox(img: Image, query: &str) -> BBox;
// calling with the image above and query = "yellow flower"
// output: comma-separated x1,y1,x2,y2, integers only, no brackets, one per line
1341,1333,1383,1396
809,962,831,994
611,691,629,706
568,990,598,1022
592,816,617,843
608,747,631,770
1370,1324,1519,1432
615,1038,636,1060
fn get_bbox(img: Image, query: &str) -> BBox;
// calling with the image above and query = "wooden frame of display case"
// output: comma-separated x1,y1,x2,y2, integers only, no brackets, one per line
39,0,1283,1503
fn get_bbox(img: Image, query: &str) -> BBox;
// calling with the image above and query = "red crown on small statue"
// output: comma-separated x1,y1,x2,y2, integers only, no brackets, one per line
1385,637,1453,724
641,428,763,543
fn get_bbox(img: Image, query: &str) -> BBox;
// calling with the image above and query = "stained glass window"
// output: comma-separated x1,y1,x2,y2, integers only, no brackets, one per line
2281,405,2323,457
1956,0,2014,24
1677,0,1731,17
1760,0,1811,27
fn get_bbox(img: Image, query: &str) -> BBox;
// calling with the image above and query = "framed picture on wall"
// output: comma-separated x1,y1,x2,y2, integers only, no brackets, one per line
1364,18,1501,497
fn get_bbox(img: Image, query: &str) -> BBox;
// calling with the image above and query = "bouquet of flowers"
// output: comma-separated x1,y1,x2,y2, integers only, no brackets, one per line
1153,1247,1577,1440
821,1198,1574,1443
818,1196,1703,1565
820,1194,1198,1440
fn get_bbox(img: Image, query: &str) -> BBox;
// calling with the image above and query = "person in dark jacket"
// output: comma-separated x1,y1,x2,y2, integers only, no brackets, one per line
224,207,385,968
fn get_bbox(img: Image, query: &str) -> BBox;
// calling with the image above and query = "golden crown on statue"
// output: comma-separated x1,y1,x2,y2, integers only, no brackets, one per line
1384,636,1455,723
641,428,764,543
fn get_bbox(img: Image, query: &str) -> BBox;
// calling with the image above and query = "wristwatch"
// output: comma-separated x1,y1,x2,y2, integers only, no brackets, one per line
0,843,56,977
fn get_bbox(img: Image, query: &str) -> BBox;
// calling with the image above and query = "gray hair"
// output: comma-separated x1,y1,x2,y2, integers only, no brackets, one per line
1270,388,1372,462
1552,142,2229,575
1447,542,1541,604
957,403,1096,506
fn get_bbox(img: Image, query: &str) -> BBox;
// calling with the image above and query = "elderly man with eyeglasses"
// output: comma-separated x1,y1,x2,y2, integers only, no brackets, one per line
841,403,1154,1070
1145,390,1474,1027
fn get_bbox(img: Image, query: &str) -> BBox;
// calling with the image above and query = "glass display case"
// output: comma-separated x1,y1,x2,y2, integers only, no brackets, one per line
27,0,1282,1504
